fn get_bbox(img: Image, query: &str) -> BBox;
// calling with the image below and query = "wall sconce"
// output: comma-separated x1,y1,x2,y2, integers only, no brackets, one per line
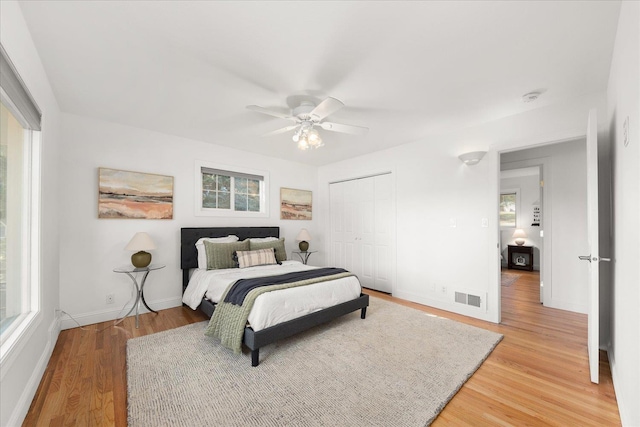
125,232,156,268
458,151,487,166
512,229,527,246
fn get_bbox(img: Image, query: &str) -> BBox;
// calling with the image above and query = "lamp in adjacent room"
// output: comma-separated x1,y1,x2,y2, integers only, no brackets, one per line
296,228,311,251
458,151,487,166
125,232,156,268
513,229,527,246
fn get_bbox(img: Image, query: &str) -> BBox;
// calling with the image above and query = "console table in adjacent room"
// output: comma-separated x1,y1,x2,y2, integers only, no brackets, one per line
507,245,534,271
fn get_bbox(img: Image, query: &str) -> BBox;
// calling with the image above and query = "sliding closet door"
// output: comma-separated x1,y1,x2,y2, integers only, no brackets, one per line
373,174,393,292
330,179,356,273
329,173,394,293
357,177,375,289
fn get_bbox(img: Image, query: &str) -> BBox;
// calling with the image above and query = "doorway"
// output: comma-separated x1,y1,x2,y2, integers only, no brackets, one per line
498,138,589,316
500,166,543,303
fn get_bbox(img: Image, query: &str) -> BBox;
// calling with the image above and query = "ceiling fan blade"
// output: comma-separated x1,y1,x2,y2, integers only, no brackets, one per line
309,97,344,121
262,125,298,137
247,105,297,122
320,121,369,135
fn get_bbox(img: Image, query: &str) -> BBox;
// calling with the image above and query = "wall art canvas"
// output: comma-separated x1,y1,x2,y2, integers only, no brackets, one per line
280,187,312,220
98,168,173,219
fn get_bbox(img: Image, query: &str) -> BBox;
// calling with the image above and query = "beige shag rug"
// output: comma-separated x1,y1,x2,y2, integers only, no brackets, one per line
127,297,502,427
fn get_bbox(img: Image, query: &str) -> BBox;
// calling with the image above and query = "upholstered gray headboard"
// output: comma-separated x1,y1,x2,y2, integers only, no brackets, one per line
180,227,280,291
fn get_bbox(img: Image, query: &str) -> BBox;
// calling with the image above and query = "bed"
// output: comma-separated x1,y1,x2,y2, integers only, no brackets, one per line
181,226,369,366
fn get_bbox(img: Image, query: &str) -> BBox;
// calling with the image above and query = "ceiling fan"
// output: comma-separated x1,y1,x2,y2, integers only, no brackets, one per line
247,97,368,150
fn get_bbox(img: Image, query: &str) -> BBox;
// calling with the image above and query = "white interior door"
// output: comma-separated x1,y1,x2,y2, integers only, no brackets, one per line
329,182,344,267
373,174,393,293
583,108,601,384
357,178,375,288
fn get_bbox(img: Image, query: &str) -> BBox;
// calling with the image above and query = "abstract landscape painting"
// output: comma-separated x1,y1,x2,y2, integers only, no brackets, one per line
280,187,312,220
98,168,173,219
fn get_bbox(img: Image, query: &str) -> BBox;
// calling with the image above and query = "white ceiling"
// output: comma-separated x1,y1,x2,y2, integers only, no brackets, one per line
18,1,621,166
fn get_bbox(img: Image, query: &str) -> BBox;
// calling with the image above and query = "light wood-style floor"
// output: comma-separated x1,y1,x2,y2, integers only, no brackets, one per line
24,270,620,426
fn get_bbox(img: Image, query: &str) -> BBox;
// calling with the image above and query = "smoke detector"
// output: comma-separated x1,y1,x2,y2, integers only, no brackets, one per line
522,91,541,103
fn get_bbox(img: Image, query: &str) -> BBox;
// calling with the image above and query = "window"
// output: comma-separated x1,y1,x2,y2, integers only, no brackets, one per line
0,45,41,358
500,191,518,228
196,161,269,217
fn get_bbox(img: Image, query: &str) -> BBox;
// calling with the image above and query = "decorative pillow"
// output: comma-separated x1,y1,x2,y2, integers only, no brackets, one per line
204,239,250,270
195,235,239,269
249,237,287,263
234,248,278,269
248,237,279,243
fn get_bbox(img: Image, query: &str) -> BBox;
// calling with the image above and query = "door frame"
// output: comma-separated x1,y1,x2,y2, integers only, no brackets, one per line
494,135,587,321
500,158,551,306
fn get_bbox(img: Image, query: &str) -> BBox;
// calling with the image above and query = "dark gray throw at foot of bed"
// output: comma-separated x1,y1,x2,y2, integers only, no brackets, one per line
225,267,349,305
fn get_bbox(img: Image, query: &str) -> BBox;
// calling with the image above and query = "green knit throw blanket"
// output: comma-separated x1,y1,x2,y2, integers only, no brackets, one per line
204,272,354,353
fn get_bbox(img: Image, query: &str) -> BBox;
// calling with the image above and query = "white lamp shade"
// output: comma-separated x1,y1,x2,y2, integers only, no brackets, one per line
125,232,156,251
512,228,527,246
512,229,527,239
296,229,312,242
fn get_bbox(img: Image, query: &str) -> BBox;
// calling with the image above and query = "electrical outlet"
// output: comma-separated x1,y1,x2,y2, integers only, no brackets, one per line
441,286,447,293
481,218,488,227
449,218,457,228
106,294,115,304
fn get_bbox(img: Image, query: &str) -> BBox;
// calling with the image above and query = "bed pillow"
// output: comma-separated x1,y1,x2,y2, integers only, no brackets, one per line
234,248,278,268
195,235,239,269
204,239,250,270
248,237,279,243
249,237,287,263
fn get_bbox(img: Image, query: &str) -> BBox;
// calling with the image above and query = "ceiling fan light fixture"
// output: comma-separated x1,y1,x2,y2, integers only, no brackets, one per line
297,136,310,150
307,128,322,148
249,96,368,151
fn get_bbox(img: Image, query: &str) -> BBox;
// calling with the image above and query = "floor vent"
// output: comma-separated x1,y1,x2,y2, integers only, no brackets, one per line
454,291,484,309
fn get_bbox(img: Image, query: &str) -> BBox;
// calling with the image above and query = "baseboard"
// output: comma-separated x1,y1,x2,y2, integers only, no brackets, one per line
5,315,61,427
392,289,496,323
60,296,183,330
543,298,587,314
607,343,632,426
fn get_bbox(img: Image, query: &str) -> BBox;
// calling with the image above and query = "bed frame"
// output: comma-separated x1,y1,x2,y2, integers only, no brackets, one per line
181,227,369,366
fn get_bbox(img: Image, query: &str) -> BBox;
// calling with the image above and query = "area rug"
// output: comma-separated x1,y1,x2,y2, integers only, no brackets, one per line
127,297,502,427
501,272,520,286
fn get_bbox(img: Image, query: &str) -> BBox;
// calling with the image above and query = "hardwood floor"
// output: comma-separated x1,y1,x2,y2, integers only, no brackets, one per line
23,270,620,426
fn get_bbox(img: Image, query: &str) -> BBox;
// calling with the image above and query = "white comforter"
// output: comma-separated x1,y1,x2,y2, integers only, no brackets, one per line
182,260,361,331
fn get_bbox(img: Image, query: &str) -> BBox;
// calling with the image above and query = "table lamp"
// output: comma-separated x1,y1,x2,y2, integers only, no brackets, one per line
296,228,311,251
125,232,156,268
513,229,527,246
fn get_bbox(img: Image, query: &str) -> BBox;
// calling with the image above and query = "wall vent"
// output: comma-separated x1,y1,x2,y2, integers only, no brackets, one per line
467,294,481,308
454,290,484,310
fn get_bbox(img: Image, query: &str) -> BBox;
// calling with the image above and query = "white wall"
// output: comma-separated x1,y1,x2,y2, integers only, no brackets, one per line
501,139,589,314
0,2,61,426
606,2,639,425
319,91,607,324
57,113,319,328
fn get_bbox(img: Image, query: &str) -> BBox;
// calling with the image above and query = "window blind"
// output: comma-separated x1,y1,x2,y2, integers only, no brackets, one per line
201,167,263,181
0,45,41,131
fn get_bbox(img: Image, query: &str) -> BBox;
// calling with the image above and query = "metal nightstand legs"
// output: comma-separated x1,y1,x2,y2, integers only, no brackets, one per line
115,269,158,328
